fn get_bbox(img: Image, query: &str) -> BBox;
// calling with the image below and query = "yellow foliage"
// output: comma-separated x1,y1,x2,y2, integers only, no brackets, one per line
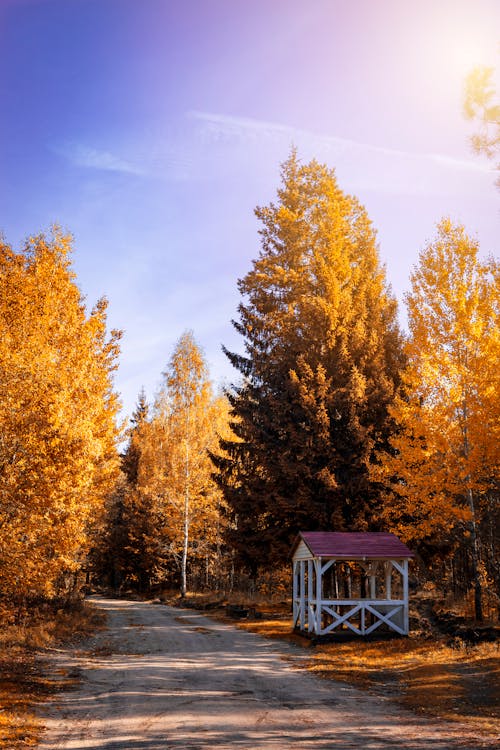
0,229,121,602
126,332,232,590
375,220,499,547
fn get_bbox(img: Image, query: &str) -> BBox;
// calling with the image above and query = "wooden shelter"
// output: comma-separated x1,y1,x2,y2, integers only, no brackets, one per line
292,531,414,637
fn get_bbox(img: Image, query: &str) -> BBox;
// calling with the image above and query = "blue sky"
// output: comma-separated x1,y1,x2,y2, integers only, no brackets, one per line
1,0,498,419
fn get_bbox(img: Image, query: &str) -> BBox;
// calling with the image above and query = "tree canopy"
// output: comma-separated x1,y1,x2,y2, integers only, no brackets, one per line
464,64,500,188
0,229,121,604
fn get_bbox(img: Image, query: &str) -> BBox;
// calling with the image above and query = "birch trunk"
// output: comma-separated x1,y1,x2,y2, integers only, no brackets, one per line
181,421,189,598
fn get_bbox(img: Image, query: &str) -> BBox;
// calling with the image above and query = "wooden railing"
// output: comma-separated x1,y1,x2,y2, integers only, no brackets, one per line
293,597,408,636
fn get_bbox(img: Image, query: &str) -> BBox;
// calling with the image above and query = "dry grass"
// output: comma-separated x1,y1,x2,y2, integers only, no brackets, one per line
233,612,499,739
0,601,106,749
309,636,499,734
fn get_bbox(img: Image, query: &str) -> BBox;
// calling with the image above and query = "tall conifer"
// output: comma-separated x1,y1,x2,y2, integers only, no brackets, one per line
121,387,149,486
94,389,151,590
214,152,404,571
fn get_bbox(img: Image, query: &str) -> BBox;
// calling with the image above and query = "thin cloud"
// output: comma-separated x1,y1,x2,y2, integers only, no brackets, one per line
52,142,146,176
189,110,491,175
50,114,493,198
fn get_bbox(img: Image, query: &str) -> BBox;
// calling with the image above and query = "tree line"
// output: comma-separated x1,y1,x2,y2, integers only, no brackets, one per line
1,148,498,622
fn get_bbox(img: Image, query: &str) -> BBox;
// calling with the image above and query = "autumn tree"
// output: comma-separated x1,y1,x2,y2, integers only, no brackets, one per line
375,220,499,620
464,65,500,188
158,332,216,596
103,333,230,595
214,152,405,574
0,229,121,605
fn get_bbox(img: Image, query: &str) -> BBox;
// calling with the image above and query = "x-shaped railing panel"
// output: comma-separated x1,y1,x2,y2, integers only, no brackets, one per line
322,604,363,634
363,603,405,635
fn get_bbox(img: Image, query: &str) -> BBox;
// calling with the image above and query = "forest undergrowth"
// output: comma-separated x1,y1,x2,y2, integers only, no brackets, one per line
0,601,106,749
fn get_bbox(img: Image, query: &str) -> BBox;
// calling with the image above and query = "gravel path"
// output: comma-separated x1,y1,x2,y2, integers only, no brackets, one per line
36,597,495,749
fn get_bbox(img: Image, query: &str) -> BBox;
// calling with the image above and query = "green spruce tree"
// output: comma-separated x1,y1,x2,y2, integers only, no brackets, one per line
93,389,152,591
121,387,149,485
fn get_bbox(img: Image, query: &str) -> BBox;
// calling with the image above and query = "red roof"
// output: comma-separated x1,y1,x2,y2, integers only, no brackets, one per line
295,531,414,559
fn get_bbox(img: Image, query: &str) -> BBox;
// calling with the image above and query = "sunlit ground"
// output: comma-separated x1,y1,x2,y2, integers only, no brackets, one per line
2,595,498,746
234,614,499,737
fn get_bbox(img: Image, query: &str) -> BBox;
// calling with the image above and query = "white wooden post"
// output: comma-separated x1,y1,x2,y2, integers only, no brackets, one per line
292,560,298,625
299,560,306,631
315,558,322,635
403,558,409,634
385,561,392,600
307,559,313,632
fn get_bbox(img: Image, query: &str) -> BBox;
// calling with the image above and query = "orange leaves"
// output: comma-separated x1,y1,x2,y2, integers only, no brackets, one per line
111,333,231,593
464,64,500,187
0,230,121,603
377,220,499,550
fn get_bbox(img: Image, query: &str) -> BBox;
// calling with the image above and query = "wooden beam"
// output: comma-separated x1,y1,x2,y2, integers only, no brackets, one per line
403,558,409,634
322,603,363,635
292,560,299,626
385,561,392,600
391,559,405,576
364,603,406,636
315,558,322,635
307,559,314,633
299,560,305,631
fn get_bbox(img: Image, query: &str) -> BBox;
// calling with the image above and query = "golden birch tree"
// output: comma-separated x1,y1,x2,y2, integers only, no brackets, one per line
376,220,499,620
131,332,230,595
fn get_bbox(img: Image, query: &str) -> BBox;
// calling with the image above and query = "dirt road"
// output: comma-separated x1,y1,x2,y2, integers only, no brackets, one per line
36,597,495,749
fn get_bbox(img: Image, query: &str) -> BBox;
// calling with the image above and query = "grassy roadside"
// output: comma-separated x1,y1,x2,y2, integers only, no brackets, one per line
0,601,105,749
232,614,499,742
